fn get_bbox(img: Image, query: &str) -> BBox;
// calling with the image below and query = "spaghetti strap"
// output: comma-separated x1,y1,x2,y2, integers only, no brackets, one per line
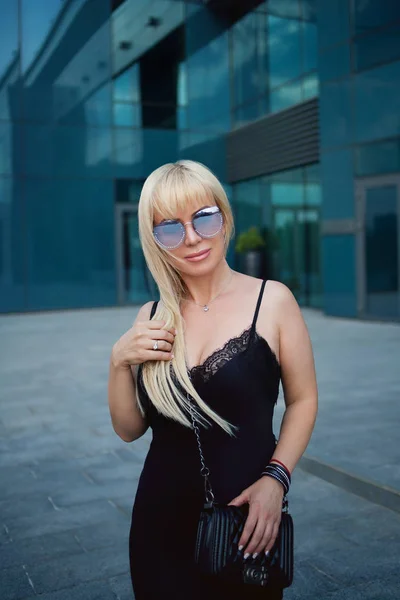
250,279,267,334
150,300,158,319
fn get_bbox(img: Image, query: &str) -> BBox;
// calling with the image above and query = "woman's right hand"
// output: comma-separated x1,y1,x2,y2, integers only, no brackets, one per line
111,319,176,370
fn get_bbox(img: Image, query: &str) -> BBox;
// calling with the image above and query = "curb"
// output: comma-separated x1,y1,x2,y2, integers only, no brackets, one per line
299,455,400,514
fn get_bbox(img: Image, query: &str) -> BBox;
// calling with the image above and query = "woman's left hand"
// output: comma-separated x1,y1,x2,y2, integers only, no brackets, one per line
228,476,284,558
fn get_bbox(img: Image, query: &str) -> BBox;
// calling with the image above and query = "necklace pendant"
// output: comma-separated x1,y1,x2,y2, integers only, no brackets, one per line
203,305,209,312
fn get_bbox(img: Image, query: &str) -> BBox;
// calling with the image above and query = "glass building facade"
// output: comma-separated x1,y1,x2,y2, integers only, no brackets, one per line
0,0,399,320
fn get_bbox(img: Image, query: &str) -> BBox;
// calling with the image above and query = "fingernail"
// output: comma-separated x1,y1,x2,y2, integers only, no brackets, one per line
244,553,250,560
265,550,269,556
252,552,258,559
171,353,174,359
238,545,243,551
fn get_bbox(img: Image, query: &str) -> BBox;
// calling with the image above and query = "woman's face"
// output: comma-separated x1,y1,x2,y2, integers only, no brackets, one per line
153,200,226,275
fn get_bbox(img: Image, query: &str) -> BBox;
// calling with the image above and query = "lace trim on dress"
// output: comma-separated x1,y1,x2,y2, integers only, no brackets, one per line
188,325,253,383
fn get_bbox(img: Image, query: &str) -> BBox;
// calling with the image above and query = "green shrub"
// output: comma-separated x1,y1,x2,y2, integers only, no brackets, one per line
235,226,265,253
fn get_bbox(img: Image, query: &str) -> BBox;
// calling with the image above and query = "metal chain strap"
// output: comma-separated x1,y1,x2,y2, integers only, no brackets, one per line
187,394,288,511
187,395,215,504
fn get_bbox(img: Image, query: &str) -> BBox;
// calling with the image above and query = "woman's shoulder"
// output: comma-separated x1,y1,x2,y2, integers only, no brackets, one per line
135,300,157,323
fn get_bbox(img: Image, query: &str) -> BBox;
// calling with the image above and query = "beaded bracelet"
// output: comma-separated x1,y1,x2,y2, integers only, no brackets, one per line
261,462,291,495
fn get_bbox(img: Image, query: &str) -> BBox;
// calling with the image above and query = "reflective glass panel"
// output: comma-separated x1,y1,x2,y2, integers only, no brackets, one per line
271,80,302,113
353,24,400,72
355,139,400,177
268,15,301,87
302,18,318,72
113,103,141,127
354,61,400,143
186,30,230,131
0,0,20,120
0,177,25,312
352,0,400,35
322,234,357,317
321,149,354,219
364,185,399,318
21,0,112,123
317,0,350,50
320,79,352,148
233,101,261,129
25,177,115,310
121,209,154,304
270,168,304,206
302,72,319,99
232,11,267,107
114,64,140,103
319,43,351,82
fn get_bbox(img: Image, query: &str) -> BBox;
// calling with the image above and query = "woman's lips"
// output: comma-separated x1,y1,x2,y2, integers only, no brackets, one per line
185,249,211,262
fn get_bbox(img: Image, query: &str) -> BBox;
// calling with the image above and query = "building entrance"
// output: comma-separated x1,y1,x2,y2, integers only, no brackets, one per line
356,176,400,319
115,203,156,305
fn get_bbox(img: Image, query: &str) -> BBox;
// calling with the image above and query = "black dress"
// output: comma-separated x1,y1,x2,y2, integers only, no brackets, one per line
129,279,284,599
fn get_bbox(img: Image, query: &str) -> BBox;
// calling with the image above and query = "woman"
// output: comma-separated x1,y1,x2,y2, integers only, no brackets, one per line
108,160,318,599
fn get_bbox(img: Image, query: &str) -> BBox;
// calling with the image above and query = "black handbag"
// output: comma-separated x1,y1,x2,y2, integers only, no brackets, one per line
188,398,294,588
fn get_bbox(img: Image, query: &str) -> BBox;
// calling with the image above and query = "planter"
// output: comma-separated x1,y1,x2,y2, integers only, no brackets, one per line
241,250,264,278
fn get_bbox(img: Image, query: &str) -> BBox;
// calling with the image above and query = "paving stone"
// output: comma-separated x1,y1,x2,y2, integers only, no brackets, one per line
0,530,82,569
24,543,129,594
108,573,134,600
19,579,118,600
72,516,129,552
0,566,35,599
5,499,127,541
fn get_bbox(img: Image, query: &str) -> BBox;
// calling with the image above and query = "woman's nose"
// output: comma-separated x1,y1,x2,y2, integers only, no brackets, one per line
183,221,201,245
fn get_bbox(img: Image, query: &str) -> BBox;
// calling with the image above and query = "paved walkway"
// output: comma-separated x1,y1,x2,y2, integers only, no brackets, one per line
1,306,399,599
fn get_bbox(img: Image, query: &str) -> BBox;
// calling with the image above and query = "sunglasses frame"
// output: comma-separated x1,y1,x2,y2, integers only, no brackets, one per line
153,206,223,249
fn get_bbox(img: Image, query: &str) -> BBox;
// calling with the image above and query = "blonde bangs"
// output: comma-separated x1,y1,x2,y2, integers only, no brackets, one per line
151,166,217,221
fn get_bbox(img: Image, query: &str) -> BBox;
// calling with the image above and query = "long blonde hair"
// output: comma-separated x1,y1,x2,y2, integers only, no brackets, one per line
137,160,237,434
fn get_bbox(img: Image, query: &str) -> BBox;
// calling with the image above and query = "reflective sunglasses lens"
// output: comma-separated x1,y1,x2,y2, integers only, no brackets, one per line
154,222,184,248
194,210,222,237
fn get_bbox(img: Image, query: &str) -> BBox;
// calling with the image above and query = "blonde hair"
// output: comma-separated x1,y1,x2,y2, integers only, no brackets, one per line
137,160,237,434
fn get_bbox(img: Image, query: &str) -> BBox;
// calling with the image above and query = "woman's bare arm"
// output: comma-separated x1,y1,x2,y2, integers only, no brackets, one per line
108,300,175,442
271,282,318,471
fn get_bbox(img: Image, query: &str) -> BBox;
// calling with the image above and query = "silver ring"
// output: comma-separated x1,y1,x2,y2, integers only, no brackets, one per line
153,340,159,351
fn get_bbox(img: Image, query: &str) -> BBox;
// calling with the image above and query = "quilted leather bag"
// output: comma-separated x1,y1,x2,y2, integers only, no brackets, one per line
189,398,294,588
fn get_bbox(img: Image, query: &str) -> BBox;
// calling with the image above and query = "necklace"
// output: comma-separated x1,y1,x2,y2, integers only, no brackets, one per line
184,269,234,312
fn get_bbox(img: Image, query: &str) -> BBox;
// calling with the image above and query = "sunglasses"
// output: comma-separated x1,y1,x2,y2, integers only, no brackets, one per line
153,206,223,249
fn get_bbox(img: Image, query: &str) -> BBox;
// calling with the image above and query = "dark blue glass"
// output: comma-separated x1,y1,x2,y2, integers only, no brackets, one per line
25,177,115,310
21,0,112,123
186,31,230,132
0,177,25,312
268,15,301,86
352,0,400,36
320,79,352,148
317,0,350,50
23,124,112,177
114,64,140,103
320,149,354,219
365,185,399,318
354,61,400,143
233,101,262,129
322,234,357,316
113,103,141,127
355,139,400,177
353,24,400,72
232,11,267,107
319,43,351,82
0,0,20,121
302,72,319,99
271,80,302,113
302,18,318,72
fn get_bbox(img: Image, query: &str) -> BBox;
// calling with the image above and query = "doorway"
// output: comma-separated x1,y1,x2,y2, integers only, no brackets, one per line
356,176,400,319
272,206,322,308
115,203,157,305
